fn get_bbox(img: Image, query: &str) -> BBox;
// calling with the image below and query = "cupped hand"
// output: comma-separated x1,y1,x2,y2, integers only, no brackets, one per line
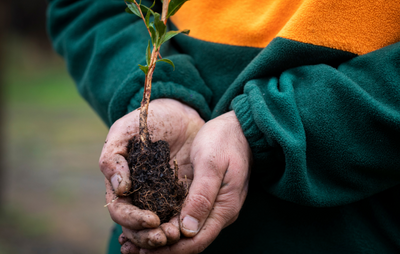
121,110,252,254
99,99,204,251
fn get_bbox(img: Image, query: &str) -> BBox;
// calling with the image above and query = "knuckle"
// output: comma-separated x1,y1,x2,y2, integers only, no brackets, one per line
150,231,166,247
99,158,111,173
195,152,225,179
129,230,145,247
188,193,213,217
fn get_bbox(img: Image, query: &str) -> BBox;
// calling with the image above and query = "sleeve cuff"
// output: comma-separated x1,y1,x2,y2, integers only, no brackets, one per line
231,93,274,162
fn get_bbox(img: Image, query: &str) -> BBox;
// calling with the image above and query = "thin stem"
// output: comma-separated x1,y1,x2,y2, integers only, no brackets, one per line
125,1,152,38
161,0,169,24
139,46,158,148
130,0,170,150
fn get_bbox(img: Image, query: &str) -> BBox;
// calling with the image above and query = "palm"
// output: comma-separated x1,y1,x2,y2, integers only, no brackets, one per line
100,99,204,251
142,99,203,185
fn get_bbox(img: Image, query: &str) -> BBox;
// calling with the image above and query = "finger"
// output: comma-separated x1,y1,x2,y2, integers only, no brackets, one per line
141,188,244,254
122,226,167,249
119,233,129,245
140,163,247,253
106,178,160,230
120,217,179,250
179,148,227,237
121,241,140,254
160,216,180,245
100,113,139,195
100,153,132,196
140,205,227,254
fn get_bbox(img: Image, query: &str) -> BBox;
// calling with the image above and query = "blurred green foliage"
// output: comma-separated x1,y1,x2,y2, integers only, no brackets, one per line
4,36,86,109
0,35,112,254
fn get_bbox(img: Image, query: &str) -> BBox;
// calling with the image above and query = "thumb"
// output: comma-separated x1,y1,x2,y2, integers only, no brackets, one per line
179,153,226,237
99,112,139,196
100,153,132,196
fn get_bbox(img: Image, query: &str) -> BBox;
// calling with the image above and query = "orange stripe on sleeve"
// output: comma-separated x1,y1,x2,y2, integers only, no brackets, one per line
170,0,305,48
171,0,400,55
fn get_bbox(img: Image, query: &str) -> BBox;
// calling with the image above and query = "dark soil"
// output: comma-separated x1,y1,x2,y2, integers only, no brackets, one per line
126,138,187,224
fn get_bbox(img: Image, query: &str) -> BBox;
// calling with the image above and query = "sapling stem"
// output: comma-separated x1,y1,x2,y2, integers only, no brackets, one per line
124,0,190,150
122,0,190,222
131,0,169,149
139,43,158,149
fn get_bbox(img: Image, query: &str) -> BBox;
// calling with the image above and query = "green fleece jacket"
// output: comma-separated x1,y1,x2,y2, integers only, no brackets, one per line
47,0,400,253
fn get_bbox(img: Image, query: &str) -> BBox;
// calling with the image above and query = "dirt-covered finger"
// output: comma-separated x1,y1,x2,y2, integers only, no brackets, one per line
119,233,129,245
121,240,140,254
100,152,132,196
122,226,167,249
179,150,227,238
160,216,180,245
140,204,229,254
99,110,141,195
105,179,160,230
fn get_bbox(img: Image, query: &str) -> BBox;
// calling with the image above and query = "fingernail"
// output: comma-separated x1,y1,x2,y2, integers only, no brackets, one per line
111,174,122,191
181,215,199,233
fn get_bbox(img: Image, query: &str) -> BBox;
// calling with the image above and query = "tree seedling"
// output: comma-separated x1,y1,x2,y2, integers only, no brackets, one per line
123,0,190,223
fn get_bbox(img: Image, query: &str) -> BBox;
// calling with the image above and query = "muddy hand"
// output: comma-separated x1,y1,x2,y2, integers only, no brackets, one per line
99,99,204,250
135,111,252,254
118,216,180,254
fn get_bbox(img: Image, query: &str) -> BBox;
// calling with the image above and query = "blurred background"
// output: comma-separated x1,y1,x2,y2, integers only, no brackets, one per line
0,1,114,253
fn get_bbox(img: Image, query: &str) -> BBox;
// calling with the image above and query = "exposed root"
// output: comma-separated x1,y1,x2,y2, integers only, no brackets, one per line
123,186,142,196
104,196,119,208
127,138,187,223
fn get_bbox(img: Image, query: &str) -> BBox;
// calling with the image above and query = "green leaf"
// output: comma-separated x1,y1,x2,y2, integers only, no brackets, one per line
153,13,161,22
126,3,141,17
125,7,134,14
160,29,190,44
145,10,151,26
160,30,179,44
146,41,151,66
155,21,166,38
153,13,166,47
156,58,175,70
140,4,155,16
166,0,189,18
138,64,149,75
149,0,156,9
149,25,157,45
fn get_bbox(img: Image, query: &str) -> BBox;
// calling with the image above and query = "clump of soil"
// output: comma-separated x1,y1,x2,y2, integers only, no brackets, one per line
126,138,187,224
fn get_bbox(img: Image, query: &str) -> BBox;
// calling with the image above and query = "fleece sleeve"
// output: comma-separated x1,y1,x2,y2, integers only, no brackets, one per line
231,42,400,207
47,0,212,127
